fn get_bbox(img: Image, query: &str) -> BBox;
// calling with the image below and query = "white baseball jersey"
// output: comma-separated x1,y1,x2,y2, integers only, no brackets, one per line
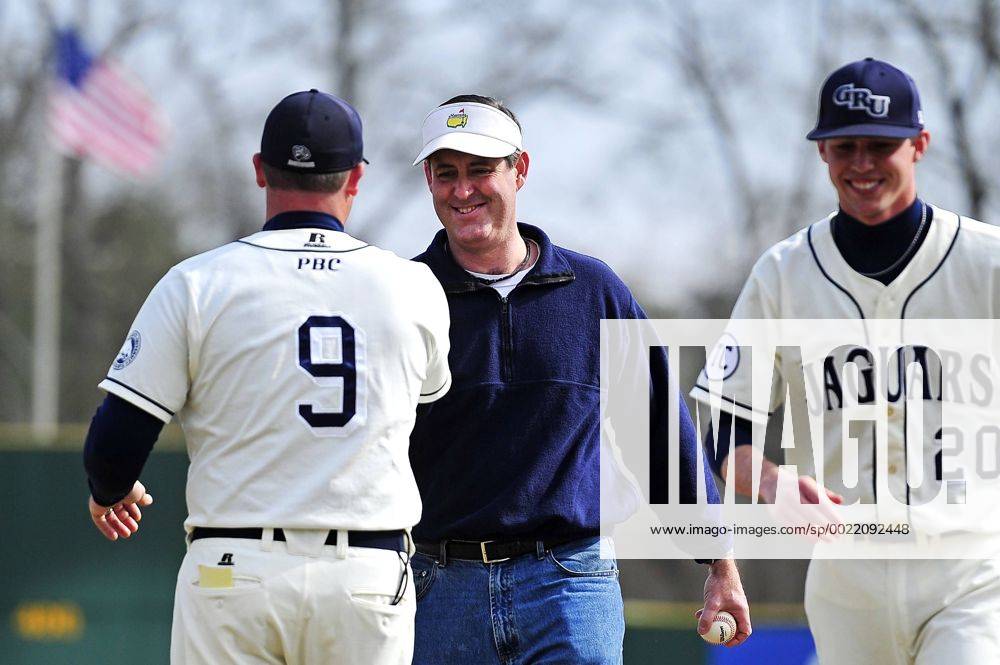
692,205,1000,664
100,225,451,532
691,206,1000,514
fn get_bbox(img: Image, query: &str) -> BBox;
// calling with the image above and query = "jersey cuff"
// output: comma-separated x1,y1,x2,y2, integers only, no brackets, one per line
418,374,452,404
689,383,770,426
99,377,175,423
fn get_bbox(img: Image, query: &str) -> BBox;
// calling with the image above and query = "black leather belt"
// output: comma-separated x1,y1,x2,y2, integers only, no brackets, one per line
190,527,405,552
416,534,583,564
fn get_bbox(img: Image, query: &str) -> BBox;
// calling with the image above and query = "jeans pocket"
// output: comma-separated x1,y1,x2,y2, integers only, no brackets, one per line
411,554,438,601
547,539,619,578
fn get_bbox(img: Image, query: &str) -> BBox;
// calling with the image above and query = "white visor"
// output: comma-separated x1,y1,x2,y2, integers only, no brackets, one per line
412,102,523,165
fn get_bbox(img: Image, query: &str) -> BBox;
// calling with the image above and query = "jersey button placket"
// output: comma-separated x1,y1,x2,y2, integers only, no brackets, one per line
876,293,899,317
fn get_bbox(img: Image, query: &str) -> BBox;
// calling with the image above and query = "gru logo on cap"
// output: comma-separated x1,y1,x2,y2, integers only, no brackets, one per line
833,84,890,118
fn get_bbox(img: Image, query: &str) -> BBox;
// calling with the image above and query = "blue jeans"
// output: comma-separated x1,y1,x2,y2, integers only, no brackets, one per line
411,537,625,665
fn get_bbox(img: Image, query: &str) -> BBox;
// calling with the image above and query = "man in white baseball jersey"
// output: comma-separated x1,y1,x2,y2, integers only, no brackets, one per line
692,58,1000,663
82,89,452,664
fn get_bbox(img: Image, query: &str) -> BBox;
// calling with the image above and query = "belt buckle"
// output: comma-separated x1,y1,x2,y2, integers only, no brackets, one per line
480,540,510,564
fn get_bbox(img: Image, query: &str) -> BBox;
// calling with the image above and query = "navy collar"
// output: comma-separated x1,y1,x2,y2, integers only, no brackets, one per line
263,211,345,232
834,197,924,237
831,197,931,284
417,223,575,294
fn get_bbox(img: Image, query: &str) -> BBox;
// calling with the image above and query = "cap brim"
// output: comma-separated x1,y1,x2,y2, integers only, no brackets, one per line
412,133,519,166
806,123,922,140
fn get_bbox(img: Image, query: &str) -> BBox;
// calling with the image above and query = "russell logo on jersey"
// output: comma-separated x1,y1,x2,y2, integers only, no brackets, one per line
304,232,329,248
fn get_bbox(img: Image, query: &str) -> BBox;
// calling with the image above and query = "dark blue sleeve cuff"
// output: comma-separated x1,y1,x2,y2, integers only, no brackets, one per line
83,393,164,506
703,412,753,477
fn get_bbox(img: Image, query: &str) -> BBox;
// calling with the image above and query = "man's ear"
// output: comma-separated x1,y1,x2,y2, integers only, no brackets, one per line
817,141,829,165
344,162,365,196
252,153,267,188
912,130,931,163
514,151,530,190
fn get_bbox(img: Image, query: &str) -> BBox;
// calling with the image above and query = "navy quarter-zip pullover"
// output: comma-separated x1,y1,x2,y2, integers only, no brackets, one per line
410,223,718,542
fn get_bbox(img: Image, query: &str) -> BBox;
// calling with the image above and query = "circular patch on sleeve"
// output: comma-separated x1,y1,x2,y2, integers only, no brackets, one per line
112,330,142,370
704,332,740,381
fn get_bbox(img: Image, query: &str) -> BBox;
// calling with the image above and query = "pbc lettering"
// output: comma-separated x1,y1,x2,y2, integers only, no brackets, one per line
833,83,889,118
297,257,342,271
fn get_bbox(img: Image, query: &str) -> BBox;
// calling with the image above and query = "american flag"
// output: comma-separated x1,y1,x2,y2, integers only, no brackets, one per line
48,28,167,178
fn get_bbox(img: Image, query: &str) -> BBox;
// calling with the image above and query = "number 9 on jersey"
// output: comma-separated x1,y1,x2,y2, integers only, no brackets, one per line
297,315,367,437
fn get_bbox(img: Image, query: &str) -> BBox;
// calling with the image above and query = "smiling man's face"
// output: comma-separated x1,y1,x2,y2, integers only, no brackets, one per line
424,149,528,249
818,131,929,225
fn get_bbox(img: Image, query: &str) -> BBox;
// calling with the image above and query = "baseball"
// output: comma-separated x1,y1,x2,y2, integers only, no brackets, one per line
699,610,737,645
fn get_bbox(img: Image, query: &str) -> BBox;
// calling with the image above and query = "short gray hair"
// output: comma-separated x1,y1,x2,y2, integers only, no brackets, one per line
262,163,349,193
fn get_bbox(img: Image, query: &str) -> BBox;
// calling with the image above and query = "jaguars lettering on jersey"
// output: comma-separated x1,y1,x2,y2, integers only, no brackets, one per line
692,205,1000,526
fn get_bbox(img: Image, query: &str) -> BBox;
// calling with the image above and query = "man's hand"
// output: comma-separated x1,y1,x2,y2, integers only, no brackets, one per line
697,558,751,647
759,466,843,506
762,468,843,542
726,447,843,541
88,481,154,541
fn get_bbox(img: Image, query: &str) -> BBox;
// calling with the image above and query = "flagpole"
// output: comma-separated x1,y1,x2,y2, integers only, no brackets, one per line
31,25,167,441
32,144,63,442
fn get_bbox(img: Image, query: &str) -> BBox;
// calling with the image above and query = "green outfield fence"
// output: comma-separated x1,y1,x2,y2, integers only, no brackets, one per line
0,429,808,664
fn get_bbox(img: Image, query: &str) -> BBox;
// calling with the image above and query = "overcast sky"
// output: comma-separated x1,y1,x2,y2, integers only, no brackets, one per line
11,0,997,313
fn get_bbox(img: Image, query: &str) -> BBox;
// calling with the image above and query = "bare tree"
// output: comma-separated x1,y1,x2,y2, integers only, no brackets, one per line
0,2,186,422
169,24,258,239
319,0,611,245
629,2,832,314
893,0,991,219
669,7,759,243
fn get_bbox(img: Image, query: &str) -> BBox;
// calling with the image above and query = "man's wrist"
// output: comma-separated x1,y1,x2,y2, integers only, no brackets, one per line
758,465,780,503
88,479,129,508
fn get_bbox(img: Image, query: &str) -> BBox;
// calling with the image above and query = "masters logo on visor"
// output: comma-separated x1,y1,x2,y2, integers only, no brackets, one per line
413,101,523,164
446,110,469,128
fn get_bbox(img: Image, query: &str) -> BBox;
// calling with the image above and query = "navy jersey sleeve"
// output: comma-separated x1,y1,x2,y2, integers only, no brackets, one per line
630,299,721,506
703,412,754,477
83,393,164,506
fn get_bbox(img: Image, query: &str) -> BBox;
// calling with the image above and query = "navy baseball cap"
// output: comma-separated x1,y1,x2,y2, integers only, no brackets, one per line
260,89,368,173
806,58,924,140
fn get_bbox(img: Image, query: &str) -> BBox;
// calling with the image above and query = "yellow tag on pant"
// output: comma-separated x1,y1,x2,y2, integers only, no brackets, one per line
198,565,234,589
